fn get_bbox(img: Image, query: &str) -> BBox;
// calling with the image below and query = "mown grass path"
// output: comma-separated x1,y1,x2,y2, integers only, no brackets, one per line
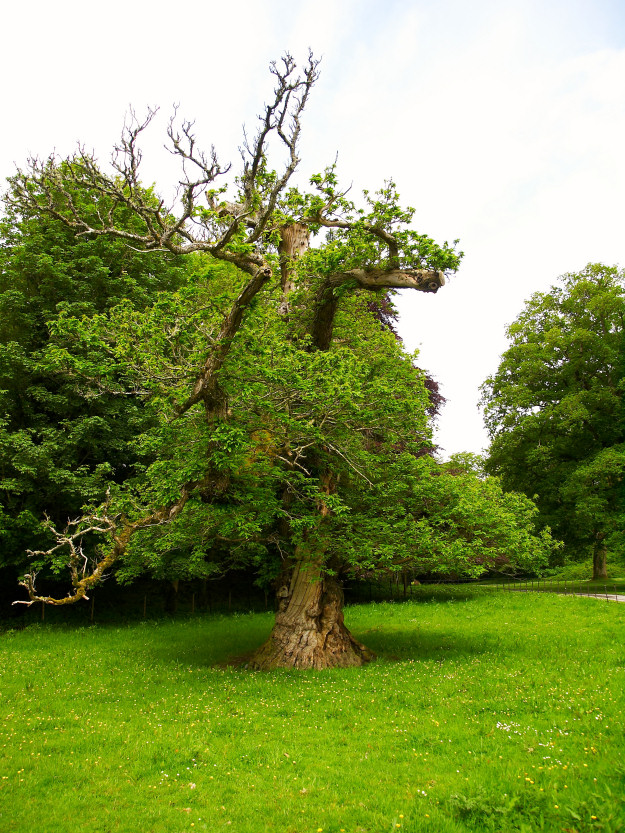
1,588,623,832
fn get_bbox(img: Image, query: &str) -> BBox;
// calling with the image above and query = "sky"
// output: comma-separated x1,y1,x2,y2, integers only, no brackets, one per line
1,0,624,457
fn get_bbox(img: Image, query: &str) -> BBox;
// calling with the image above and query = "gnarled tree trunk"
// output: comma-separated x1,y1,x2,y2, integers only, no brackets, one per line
249,558,374,670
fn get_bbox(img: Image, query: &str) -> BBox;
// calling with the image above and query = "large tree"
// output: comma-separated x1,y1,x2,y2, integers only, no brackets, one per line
481,264,625,579
9,55,552,667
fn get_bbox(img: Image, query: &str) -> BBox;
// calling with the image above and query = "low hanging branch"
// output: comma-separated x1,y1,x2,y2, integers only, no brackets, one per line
14,482,198,606
16,513,118,606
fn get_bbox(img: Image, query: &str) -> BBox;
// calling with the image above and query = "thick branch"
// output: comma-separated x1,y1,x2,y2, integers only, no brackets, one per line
175,265,273,418
277,222,310,315
311,268,445,350
330,267,445,292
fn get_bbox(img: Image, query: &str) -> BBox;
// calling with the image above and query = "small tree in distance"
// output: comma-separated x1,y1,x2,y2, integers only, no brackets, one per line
8,54,553,668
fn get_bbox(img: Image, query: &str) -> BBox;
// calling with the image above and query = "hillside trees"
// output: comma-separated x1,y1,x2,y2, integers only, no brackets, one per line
481,264,625,578
8,54,553,667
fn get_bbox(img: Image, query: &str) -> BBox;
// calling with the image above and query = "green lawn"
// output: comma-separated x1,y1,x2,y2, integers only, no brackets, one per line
1,588,624,832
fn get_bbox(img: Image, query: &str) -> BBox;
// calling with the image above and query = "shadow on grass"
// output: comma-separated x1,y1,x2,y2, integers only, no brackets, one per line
139,614,274,669
129,589,491,670
143,618,488,671
353,626,488,664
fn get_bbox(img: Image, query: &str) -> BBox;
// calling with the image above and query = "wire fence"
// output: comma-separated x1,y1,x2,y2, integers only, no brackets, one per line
485,577,624,602
4,572,623,628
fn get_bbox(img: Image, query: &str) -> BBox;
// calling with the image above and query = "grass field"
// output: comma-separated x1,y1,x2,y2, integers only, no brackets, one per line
1,587,624,833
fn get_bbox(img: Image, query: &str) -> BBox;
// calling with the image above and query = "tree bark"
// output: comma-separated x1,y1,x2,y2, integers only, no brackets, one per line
278,222,309,314
249,558,374,670
592,536,608,580
311,269,444,350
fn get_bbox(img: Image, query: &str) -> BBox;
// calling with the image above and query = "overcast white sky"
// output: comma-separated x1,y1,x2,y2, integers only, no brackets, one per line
1,0,624,456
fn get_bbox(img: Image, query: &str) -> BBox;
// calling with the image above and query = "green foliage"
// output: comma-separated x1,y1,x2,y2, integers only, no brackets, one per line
481,264,625,570
0,173,188,569
295,176,463,276
2,146,550,597
325,455,554,579
68,282,553,586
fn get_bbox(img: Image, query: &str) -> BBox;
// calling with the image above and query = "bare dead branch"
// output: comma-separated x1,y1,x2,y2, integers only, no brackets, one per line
6,51,321,288
13,480,200,606
241,51,321,246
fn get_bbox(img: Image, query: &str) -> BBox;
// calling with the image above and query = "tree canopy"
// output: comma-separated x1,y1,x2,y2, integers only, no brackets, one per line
5,54,554,667
0,178,187,571
481,263,625,578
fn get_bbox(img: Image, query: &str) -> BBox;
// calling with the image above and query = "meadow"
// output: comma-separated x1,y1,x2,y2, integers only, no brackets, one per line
1,587,623,833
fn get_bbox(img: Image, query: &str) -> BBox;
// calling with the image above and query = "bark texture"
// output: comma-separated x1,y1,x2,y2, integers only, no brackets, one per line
311,269,444,350
278,222,309,311
593,537,608,580
249,559,374,670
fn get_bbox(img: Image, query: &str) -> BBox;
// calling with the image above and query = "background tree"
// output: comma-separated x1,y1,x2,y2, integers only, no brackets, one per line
0,181,187,579
9,54,553,667
481,263,625,578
